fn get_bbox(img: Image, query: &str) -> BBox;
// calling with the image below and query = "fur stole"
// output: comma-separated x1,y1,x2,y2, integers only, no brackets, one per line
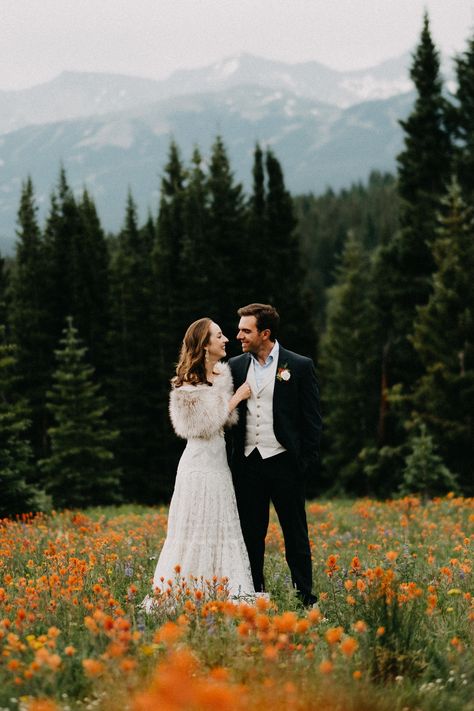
169,362,238,440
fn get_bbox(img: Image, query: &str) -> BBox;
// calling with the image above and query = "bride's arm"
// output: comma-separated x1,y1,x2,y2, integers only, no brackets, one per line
169,386,233,439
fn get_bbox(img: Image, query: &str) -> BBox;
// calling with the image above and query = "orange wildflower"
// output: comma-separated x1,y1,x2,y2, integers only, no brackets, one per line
82,658,105,677
353,620,367,633
350,556,362,574
325,626,343,645
26,701,59,711
340,636,359,657
120,657,137,672
319,659,334,674
325,554,339,577
274,611,297,633
255,595,271,611
307,607,322,624
263,645,279,660
154,621,183,645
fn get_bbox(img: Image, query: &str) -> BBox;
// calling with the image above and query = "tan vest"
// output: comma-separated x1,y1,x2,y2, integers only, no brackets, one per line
244,358,286,459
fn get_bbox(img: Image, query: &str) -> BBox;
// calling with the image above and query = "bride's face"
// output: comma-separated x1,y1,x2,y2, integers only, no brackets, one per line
206,322,229,361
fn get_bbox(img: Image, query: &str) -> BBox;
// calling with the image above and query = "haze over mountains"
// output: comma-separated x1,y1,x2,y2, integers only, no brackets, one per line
0,50,447,252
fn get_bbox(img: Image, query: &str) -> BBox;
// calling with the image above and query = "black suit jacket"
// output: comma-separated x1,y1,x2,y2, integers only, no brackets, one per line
228,346,322,478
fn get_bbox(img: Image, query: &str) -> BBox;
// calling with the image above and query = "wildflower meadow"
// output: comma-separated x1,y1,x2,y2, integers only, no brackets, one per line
0,496,472,711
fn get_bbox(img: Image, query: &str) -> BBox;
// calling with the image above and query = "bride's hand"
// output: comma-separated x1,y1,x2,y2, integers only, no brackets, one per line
229,382,251,412
235,382,252,402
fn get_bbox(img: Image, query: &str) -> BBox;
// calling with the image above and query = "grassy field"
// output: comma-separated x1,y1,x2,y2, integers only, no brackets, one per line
0,496,472,710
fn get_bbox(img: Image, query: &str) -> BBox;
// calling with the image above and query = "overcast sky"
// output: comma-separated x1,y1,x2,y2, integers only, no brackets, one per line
1,0,473,90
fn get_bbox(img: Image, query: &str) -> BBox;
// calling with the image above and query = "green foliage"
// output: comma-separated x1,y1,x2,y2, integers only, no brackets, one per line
205,135,247,343
0,325,37,516
294,172,399,341
376,13,452,389
0,253,8,328
400,423,457,498
108,193,164,501
454,32,474,201
320,235,381,493
411,179,474,493
364,15,454,488
9,176,54,459
40,317,121,508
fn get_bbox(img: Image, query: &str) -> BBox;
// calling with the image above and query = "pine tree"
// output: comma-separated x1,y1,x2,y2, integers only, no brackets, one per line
411,179,474,493
454,32,474,201
320,236,380,494
206,135,247,344
76,189,110,376
372,13,452,448
43,170,110,373
179,147,212,319
0,326,37,516
40,317,121,509
43,168,83,343
245,143,268,301
108,193,164,501
10,177,54,458
0,254,8,328
264,149,315,355
154,140,188,358
400,423,457,499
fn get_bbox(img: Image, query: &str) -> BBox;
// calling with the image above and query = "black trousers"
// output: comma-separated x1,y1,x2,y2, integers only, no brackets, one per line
232,449,314,602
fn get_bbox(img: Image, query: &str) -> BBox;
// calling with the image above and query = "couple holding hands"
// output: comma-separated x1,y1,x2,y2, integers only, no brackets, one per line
146,303,322,608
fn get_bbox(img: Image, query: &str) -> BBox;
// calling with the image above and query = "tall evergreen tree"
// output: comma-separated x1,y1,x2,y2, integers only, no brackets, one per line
10,177,54,458
0,326,37,516
180,147,212,318
109,193,164,501
411,179,474,493
154,140,188,359
320,236,380,494
40,317,121,509
43,171,110,373
373,13,452,445
43,168,83,344
245,143,269,301
76,189,110,375
0,254,8,328
206,135,247,345
264,150,315,354
454,32,474,201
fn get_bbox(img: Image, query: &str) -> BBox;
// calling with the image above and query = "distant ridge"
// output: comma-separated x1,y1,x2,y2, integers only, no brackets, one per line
0,83,414,253
0,51,421,136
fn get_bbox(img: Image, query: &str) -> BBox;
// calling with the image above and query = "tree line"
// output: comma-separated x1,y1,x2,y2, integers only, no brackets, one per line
0,139,312,513
1,13,473,513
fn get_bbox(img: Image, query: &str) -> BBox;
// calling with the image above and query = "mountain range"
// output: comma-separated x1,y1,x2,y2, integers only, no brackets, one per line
0,51,441,253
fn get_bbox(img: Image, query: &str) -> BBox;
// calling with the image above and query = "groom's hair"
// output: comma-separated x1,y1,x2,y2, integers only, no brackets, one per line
237,303,280,340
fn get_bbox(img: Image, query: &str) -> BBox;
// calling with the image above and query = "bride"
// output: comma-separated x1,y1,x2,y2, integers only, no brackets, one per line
144,317,255,608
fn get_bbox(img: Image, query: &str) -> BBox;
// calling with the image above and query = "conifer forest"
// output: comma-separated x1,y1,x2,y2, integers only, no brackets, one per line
1,15,473,514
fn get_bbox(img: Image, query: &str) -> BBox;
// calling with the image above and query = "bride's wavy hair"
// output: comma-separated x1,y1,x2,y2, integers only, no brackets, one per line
173,317,213,387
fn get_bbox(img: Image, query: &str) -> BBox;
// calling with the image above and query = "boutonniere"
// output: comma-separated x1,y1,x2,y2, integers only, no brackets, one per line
276,363,291,382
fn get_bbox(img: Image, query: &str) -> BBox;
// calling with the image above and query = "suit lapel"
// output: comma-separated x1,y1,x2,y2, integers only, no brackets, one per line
235,353,251,386
273,346,289,413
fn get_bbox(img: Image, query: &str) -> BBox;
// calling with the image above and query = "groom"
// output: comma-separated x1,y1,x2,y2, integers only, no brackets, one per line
228,303,322,606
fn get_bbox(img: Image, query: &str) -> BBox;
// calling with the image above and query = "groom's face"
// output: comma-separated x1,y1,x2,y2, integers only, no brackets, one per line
237,316,266,354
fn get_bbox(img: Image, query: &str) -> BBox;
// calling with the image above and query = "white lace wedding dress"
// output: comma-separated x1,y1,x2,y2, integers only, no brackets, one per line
144,363,254,610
